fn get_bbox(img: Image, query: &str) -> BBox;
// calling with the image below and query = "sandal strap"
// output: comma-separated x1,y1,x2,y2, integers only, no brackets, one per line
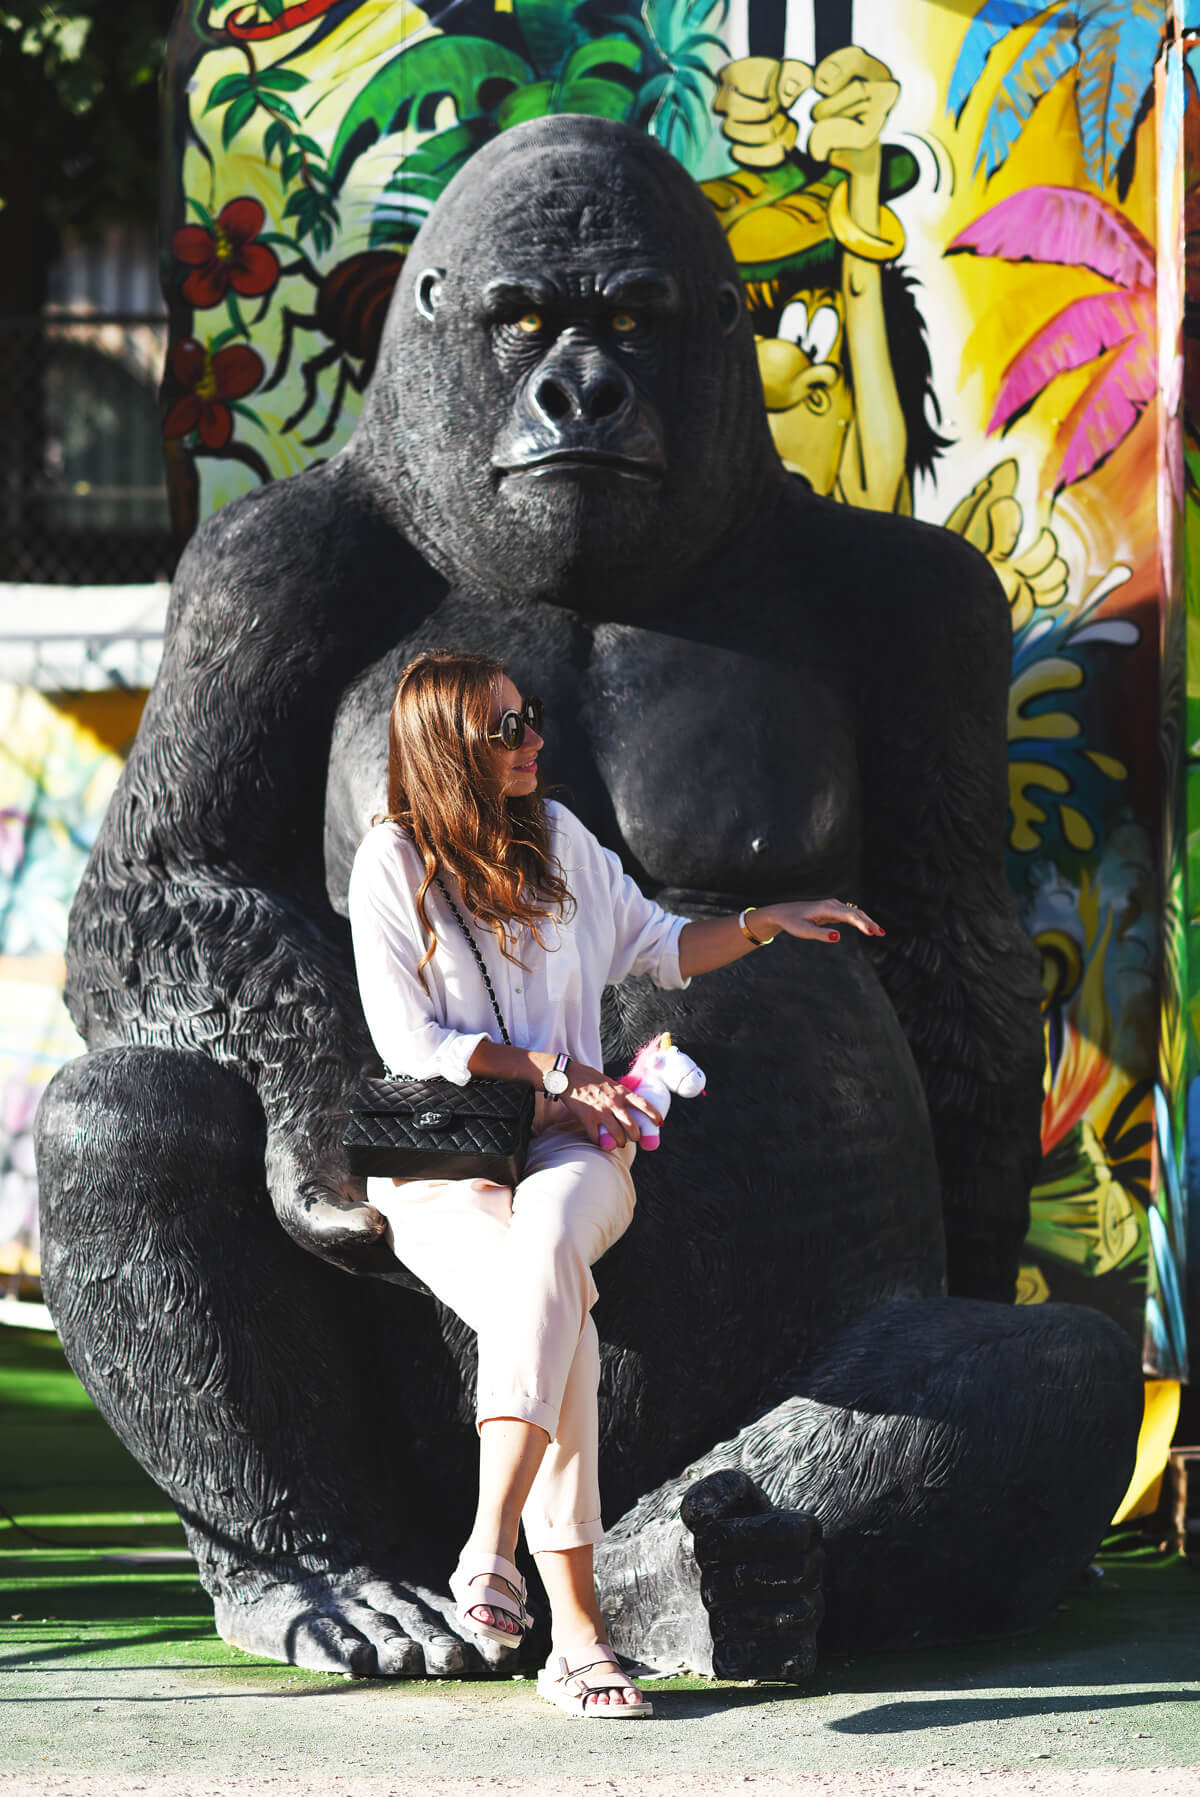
553,1654,642,1701
453,1553,529,1628
464,1572,528,1625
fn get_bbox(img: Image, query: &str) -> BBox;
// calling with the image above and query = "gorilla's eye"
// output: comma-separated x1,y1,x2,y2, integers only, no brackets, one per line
516,313,544,335
611,312,637,334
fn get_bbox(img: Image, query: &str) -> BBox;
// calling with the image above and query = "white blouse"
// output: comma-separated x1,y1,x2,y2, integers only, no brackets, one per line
347,800,691,1084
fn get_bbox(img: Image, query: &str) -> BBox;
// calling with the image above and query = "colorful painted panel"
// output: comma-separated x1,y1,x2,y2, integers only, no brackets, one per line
161,0,1185,1373
0,688,146,1292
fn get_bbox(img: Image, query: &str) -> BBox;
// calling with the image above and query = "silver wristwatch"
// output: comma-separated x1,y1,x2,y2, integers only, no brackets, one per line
542,1052,570,1099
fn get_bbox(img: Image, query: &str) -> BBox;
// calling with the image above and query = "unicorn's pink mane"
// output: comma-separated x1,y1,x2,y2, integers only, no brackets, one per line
628,1036,666,1082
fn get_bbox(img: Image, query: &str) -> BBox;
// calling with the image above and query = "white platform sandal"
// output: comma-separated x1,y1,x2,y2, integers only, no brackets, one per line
537,1648,654,1719
449,1551,531,1648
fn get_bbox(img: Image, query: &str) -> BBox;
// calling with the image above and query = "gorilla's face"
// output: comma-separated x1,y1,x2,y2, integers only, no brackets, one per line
360,119,776,612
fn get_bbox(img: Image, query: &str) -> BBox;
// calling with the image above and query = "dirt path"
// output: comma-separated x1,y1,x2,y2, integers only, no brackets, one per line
3,1772,1199,1796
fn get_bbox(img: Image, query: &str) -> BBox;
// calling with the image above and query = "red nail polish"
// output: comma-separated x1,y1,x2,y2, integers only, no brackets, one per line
828,930,840,940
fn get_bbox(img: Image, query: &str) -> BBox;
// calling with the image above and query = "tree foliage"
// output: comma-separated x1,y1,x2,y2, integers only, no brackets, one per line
0,3,171,236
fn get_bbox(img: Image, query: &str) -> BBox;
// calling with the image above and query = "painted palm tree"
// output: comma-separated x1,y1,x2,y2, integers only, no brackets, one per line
326,0,728,248
947,186,1155,492
946,0,1166,196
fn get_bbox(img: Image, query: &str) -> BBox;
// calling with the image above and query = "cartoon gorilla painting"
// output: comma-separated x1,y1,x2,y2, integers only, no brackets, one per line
35,117,1142,1682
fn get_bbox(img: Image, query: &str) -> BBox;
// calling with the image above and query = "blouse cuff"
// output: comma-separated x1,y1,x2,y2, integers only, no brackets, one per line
430,1029,490,1087
653,912,692,991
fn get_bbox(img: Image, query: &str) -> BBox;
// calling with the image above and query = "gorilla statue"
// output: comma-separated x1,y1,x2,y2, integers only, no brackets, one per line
36,116,1142,1683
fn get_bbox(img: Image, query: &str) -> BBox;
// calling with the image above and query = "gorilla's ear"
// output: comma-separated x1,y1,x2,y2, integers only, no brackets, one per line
414,268,445,323
716,281,741,336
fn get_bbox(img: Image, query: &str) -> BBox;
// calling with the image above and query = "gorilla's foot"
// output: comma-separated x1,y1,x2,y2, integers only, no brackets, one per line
595,1470,823,1681
212,1564,496,1678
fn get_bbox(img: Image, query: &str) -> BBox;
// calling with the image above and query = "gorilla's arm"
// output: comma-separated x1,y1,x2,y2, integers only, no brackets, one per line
852,516,1044,1301
64,464,431,1275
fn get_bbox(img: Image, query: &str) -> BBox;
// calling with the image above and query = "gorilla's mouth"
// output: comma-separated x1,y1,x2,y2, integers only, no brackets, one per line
497,449,663,483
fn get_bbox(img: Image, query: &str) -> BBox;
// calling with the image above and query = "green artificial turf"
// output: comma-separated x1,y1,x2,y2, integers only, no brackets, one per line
0,1321,241,1671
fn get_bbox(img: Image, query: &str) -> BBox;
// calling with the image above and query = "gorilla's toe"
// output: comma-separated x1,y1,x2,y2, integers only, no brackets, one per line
214,1567,486,1678
214,1593,378,1677
355,1578,475,1675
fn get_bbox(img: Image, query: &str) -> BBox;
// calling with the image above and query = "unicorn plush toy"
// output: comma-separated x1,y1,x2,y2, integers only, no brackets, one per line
598,1032,706,1152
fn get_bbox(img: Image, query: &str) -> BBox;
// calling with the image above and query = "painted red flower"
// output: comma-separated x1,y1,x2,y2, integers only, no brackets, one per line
172,198,279,309
164,339,264,449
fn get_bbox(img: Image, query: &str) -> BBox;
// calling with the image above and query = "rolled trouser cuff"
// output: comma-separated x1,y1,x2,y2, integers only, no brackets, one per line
525,1515,605,1553
477,1393,559,1438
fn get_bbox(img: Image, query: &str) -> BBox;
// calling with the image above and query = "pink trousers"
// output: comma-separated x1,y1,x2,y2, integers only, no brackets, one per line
367,1111,637,1553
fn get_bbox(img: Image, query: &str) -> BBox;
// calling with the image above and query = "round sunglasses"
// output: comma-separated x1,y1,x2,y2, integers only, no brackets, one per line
487,695,544,751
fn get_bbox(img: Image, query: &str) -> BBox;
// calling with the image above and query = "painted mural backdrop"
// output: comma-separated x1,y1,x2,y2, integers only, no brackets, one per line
161,0,1187,1376
0,689,146,1296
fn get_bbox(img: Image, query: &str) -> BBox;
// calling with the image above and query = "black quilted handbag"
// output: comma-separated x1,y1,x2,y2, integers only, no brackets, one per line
343,875,535,1184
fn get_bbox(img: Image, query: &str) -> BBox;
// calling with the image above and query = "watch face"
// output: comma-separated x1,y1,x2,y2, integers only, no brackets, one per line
543,1069,569,1095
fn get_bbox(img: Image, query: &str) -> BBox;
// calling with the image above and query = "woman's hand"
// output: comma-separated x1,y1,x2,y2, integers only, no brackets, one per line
677,899,884,979
559,1060,664,1151
758,898,884,943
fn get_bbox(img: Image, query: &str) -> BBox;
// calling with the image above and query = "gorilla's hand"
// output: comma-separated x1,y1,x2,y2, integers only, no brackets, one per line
265,1133,406,1280
681,1468,824,1682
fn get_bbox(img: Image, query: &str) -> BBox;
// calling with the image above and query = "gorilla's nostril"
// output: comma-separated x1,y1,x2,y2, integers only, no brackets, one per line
536,378,572,421
590,381,625,421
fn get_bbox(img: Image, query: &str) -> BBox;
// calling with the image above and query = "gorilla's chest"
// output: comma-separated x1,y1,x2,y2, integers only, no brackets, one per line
324,596,858,908
584,624,858,896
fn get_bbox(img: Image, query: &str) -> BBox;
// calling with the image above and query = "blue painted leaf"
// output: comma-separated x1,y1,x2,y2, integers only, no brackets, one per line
1076,0,1164,188
513,0,595,72
637,72,672,108
946,0,1045,121
974,12,1079,179
1147,1206,1187,1378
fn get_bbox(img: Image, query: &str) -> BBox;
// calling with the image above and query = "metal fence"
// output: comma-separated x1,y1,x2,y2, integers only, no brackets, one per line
0,311,176,585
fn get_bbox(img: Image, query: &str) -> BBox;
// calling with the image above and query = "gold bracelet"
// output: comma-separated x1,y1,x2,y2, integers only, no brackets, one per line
827,180,906,263
739,906,777,946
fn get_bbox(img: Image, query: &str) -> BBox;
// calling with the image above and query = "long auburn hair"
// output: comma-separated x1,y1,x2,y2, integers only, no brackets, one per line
382,650,573,983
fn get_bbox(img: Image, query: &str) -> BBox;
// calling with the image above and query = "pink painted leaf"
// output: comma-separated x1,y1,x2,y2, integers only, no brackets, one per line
1051,328,1157,490
989,288,1153,433
948,186,1154,288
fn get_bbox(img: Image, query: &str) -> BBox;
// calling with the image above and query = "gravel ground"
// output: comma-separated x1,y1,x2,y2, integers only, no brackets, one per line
1,1771,1198,1796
